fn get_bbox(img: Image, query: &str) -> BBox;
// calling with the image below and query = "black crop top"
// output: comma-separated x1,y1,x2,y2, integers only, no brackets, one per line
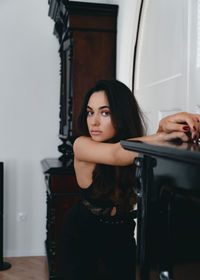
80,183,114,216
79,183,136,219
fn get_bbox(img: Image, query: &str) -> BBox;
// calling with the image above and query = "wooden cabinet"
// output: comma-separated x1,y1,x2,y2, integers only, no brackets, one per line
66,6,118,135
43,1,118,279
42,158,80,279
48,1,118,162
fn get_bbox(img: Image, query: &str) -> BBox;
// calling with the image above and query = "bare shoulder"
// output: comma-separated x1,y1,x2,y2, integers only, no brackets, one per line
73,136,95,162
73,136,92,152
73,136,101,151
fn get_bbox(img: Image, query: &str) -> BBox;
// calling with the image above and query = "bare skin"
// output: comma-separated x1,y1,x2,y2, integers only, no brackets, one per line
157,112,200,140
73,91,195,189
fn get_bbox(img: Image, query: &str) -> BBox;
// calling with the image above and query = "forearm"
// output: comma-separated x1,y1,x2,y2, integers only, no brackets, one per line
115,141,139,166
115,132,189,166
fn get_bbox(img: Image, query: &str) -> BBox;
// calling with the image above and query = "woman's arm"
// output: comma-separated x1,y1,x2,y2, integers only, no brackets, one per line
157,112,200,141
73,136,137,166
73,132,188,167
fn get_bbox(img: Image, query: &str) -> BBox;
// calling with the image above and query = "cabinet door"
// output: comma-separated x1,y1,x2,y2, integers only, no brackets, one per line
45,171,80,277
72,29,116,136
54,194,80,275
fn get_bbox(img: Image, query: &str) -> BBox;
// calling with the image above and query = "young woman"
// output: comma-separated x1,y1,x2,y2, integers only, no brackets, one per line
61,80,200,280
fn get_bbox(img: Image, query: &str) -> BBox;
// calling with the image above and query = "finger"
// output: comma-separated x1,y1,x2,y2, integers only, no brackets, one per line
186,115,200,140
194,113,200,122
163,122,190,133
170,113,200,139
174,113,199,129
194,114,200,138
165,131,189,142
159,113,200,139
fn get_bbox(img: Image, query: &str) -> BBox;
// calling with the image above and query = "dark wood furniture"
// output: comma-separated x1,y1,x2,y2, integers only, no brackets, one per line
43,1,118,279
121,139,200,280
41,158,80,279
48,0,118,163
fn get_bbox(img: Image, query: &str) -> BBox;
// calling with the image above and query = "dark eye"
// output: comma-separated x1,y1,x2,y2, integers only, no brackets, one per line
87,111,93,116
102,111,110,116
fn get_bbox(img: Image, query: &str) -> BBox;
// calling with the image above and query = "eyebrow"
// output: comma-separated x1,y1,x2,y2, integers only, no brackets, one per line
87,105,110,110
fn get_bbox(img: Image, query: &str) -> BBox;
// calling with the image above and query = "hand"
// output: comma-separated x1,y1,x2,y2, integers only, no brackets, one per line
139,131,190,144
158,131,189,142
157,112,200,141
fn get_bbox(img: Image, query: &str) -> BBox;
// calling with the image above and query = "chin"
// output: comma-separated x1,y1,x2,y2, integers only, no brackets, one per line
91,135,108,142
91,136,104,142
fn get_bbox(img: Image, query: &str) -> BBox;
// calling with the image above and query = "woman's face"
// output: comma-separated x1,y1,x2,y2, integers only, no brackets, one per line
86,90,116,142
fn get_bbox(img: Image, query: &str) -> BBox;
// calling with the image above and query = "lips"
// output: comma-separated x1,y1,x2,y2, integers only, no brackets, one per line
90,130,102,135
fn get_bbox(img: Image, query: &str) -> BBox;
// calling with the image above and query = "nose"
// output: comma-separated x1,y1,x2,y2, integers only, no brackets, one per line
91,113,100,126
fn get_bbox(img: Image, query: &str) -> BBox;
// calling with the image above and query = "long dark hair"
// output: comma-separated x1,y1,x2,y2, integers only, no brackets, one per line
77,80,145,212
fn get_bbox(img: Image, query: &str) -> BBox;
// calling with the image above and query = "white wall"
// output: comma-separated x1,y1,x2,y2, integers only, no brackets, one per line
116,0,142,88
0,0,60,256
0,0,139,257
134,0,196,134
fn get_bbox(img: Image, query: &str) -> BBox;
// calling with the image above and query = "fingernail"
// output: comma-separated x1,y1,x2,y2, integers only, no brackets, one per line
193,126,197,131
192,134,197,140
183,125,190,131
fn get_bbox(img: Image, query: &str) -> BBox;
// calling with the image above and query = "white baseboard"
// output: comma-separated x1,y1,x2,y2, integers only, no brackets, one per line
4,248,45,258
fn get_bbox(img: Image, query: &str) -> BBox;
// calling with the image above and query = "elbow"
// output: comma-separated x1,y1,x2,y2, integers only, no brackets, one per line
73,137,81,159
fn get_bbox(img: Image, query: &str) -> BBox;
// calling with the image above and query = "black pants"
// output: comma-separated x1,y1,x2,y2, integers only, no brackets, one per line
61,200,136,280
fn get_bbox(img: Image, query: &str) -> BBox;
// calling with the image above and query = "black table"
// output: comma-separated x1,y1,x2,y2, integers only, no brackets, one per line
121,140,200,280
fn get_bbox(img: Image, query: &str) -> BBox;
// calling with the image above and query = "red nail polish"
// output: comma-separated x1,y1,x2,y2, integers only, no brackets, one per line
193,126,197,131
183,126,189,131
